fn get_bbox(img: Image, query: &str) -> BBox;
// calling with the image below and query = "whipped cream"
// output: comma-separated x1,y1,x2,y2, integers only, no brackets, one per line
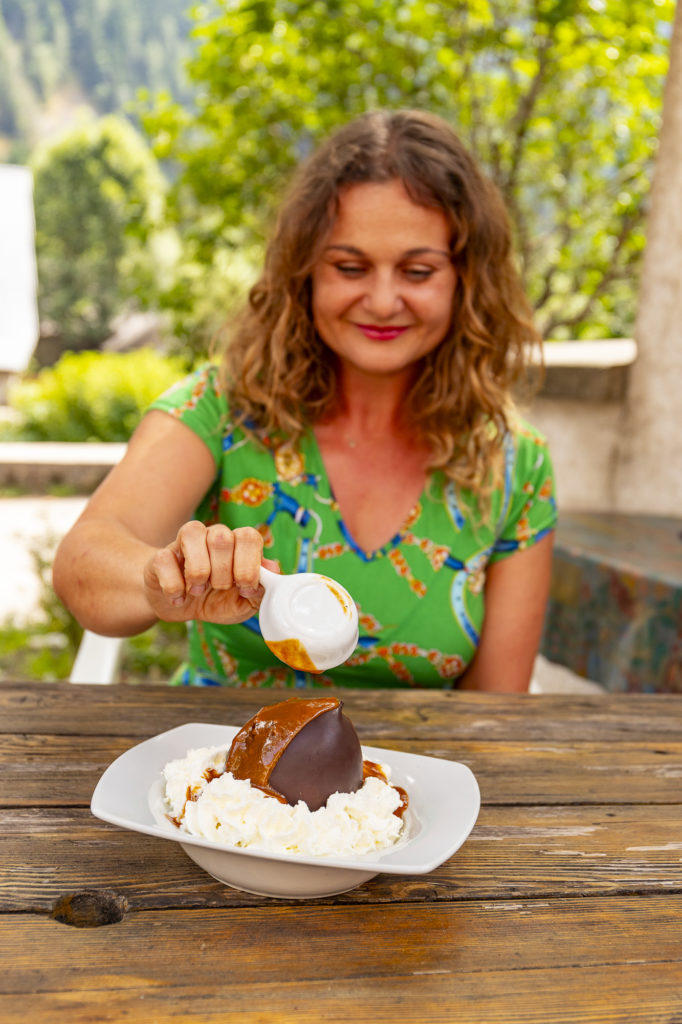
162,744,406,857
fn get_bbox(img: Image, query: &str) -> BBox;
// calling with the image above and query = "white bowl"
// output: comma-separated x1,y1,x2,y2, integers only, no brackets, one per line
91,722,480,899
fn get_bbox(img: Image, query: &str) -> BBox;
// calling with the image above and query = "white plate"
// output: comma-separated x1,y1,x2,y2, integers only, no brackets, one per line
91,722,480,899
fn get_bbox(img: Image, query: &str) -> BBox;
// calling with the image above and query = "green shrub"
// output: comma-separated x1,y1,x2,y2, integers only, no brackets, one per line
7,348,189,442
121,621,189,684
0,528,84,681
0,612,188,684
0,527,188,683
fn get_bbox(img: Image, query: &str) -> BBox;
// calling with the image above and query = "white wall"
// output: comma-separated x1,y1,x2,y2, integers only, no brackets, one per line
527,397,622,512
0,165,39,374
522,340,635,513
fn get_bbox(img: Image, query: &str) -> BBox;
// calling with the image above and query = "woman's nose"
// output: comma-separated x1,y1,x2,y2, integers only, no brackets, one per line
362,272,404,319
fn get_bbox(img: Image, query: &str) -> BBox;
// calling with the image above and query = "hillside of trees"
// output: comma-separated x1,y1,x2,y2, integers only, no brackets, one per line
0,0,194,159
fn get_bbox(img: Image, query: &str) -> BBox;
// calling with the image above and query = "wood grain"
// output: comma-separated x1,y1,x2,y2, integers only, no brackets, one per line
2,967,682,1024
3,732,682,807
2,682,682,741
2,900,681,1023
3,805,681,912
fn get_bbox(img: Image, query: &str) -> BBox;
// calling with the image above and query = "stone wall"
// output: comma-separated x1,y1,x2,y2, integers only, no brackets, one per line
522,340,636,513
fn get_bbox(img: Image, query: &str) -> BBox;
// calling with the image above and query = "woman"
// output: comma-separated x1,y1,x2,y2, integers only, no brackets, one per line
53,109,557,691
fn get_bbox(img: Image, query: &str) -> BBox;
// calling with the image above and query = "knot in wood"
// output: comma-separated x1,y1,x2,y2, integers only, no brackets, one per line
51,889,128,928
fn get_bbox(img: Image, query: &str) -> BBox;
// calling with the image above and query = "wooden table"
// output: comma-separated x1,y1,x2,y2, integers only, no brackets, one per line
2,683,682,1023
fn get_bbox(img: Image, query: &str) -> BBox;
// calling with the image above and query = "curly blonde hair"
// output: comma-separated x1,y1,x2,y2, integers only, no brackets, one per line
216,109,539,495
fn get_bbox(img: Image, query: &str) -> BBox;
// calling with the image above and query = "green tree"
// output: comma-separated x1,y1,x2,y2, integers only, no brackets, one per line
143,0,674,340
31,114,171,351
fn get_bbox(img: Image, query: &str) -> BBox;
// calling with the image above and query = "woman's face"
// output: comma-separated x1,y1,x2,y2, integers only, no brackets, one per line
311,179,456,381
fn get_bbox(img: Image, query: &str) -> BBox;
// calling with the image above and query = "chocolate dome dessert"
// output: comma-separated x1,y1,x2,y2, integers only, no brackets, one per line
225,696,364,812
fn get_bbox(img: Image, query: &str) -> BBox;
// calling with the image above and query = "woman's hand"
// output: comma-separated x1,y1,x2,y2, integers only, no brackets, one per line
143,522,279,624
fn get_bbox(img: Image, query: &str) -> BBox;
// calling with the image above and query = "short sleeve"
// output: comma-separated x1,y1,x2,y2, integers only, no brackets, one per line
147,364,227,468
488,423,558,563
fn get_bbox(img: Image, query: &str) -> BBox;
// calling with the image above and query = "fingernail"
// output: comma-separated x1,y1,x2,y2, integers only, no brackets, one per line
240,586,259,598
189,584,206,596
171,595,185,606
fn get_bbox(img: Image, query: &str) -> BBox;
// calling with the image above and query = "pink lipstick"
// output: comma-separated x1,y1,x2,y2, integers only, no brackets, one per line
356,324,409,341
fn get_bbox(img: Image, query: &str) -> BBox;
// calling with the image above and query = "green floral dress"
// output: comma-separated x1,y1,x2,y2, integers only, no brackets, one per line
149,365,557,689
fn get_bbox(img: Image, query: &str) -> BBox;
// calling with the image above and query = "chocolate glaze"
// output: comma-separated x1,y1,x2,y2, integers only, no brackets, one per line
225,696,364,811
270,702,364,810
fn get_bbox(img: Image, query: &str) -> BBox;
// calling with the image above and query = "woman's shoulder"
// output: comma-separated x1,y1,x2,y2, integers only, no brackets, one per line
507,411,550,448
503,412,553,475
487,413,557,557
147,363,283,468
484,411,555,509
504,414,556,518
149,363,226,417
147,363,234,466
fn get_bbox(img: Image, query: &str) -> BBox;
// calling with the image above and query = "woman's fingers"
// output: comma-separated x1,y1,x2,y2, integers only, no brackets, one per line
175,521,211,596
205,524,235,590
205,525,264,594
231,527,265,597
150,546,186,604
146,522,271,623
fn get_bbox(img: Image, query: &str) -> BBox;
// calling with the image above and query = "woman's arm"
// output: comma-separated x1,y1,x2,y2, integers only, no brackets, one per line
458,532,555,692
52,410,272,637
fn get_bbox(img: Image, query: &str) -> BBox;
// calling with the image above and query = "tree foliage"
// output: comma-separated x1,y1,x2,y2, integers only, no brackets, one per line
31,114,170,350
143,0,674,340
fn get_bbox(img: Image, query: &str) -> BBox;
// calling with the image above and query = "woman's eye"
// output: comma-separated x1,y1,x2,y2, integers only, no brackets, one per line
332,263,434,279
335,263,366,276
403,267,434,280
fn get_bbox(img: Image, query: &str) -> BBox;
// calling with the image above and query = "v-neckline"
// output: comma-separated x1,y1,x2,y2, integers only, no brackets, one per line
303,429,430,562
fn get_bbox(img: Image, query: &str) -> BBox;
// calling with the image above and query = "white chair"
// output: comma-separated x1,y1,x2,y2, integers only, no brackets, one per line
530,654,604,694
69,630,124,684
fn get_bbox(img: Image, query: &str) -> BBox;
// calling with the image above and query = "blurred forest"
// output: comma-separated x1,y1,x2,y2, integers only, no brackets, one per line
0,0,194,160
1,0,676,362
